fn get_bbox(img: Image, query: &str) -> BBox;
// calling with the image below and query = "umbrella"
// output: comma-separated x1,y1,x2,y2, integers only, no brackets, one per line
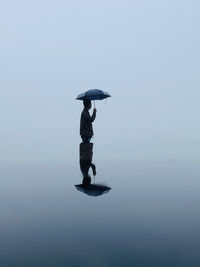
76,89,111,107
75,184,111,197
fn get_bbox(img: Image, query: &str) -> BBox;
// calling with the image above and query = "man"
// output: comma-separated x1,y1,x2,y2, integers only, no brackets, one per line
80,99,97,143
79,142,96,184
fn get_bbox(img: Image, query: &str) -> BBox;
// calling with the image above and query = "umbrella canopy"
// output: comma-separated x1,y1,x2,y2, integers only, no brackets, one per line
76,89,111,101
75,184,111,197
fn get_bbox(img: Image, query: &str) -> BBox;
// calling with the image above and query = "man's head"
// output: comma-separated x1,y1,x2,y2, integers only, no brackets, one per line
82,175,91,185
83,99,91,110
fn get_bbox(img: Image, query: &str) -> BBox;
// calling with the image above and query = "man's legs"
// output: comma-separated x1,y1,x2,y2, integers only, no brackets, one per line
81,136,92,143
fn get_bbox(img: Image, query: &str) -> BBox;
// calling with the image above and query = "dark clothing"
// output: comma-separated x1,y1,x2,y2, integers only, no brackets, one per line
80,108,96,137
79,143,96,179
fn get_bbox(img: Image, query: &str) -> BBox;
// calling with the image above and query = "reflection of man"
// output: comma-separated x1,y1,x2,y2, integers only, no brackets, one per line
79,143,96,184
76,143,111,197
80,99,97,143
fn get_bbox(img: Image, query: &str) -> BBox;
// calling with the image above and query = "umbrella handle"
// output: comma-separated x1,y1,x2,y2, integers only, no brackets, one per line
93,100,96,108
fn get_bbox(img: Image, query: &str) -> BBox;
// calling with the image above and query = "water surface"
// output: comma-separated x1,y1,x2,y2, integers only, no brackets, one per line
1,154,200,267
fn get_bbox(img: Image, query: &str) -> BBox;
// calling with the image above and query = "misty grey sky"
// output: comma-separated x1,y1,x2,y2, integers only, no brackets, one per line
1,0,200,161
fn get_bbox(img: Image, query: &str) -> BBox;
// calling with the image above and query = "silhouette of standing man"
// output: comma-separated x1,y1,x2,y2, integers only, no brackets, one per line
80,99,97,143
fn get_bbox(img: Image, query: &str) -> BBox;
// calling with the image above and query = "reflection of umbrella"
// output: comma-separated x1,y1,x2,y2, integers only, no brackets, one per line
76,89,111,101
75,184,111,197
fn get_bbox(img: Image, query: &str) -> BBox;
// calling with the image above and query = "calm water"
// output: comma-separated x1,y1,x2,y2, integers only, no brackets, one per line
1,146,200,267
